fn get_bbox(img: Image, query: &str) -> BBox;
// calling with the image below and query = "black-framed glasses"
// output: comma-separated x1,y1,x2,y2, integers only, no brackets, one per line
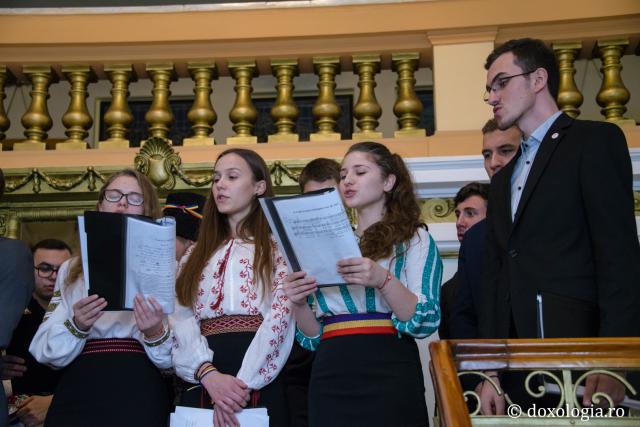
103,189,144,206
35,263,61,278
483,70,535,102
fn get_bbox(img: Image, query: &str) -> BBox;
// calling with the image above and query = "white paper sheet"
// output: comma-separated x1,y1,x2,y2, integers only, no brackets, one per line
260,189,361,286
124,216,176,313
170,406,269,427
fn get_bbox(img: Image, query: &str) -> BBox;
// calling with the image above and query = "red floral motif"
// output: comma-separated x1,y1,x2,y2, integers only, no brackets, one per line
257,256,291,383
238,258,259,315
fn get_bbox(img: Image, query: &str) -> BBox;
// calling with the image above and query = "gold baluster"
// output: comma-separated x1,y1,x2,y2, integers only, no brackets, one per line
184,62,217,146
310,56,341,142
99,64,135,149
227,60,258,145
552,42,583,118
269,59,299,143
595,39,634,126
16,65,55,151
0,66,11,142
392,52,425,137
58,65,94,150
145,63,175,143
352,54,383,139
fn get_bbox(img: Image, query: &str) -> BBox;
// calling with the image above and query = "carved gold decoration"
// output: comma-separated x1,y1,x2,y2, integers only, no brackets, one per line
5,167,105,194
392,53,425,137
227,60,258,145
145,63,176,141
184,62,217,146
420,199,455,223
134,136,181,189
59,65,94,150
573,369,636,409
17,65,55,151
553,42,583,118
310,57,341,142
269,161,300,187
458,368,639,420
352,54,383,139
269,59,299,143
0,65,11,140
457,371,504,416
634,191,640,215
596,39,635,126
100,64,135,149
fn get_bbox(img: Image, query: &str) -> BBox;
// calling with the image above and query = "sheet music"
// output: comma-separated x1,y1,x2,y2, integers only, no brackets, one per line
261,189,361,285
170,406,268,427
124,216,176,313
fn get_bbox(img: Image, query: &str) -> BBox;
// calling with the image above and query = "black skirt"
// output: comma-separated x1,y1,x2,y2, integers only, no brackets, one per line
45,349,170,427
180,332,290,427
309,334,428,427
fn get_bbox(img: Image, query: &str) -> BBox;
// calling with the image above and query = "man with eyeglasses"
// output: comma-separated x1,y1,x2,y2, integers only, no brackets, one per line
4,239,71,427
478,38,640,414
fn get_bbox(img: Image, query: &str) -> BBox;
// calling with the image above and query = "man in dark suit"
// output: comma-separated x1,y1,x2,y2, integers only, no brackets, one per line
439,182,489,339
0,168,35,427
450,119,520,340
478,38,640,414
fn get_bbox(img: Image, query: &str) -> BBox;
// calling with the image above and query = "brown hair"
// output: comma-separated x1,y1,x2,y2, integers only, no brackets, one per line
175,148,275,307
344,142,422,261
298,158,341,192
454,182,489,207
66,169,161,284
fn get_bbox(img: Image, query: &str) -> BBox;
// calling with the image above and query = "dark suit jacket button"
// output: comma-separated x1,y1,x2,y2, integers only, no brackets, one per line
508,249,518,258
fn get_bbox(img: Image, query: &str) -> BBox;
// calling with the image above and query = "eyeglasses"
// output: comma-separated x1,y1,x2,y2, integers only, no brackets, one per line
483,70,535,102
35,263,61,278
103,189,144,206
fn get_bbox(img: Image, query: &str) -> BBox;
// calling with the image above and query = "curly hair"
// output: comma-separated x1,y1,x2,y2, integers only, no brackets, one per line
344,142,422,261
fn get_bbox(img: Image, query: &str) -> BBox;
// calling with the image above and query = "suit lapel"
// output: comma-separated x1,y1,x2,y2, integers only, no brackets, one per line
512,113,573,228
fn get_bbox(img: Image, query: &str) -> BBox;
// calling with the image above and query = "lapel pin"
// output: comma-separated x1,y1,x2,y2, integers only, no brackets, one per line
551,132,559,139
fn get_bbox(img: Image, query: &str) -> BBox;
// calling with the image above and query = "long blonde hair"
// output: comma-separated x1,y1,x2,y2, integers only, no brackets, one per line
175,148,275,308
66,169,161,284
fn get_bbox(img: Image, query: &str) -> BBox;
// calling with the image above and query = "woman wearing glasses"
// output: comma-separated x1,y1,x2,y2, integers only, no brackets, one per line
29,169,172,427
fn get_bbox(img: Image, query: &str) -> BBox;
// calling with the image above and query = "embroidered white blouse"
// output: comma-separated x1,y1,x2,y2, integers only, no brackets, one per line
29,258,173,370
296,227,443,350
170,238,295,390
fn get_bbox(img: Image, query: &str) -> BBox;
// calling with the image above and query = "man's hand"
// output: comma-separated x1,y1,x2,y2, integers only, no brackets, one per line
475,375,505,415
583,373,626,408
16,394,53,427
1,354,27,380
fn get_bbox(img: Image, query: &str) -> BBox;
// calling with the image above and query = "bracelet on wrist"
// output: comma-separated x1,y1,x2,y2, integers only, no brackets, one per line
144,326,164,340
379,270,392,291
199,365,218,383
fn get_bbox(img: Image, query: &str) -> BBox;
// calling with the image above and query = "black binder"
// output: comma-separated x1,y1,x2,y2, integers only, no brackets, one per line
84,211,154,311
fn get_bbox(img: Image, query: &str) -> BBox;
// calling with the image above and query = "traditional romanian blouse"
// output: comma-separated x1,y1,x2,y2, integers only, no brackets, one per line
29,258,173,369
170,238,295,390
296,227,442,351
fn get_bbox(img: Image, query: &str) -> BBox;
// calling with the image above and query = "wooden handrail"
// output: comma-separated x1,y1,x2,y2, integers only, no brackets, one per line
429,338,640,427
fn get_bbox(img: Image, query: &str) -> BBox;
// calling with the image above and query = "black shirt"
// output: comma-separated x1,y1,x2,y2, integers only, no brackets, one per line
6,298,60,395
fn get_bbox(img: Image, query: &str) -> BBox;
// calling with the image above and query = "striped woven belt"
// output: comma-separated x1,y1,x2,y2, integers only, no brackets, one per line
321,312,395,341
200,314,264,337
81,338,145,355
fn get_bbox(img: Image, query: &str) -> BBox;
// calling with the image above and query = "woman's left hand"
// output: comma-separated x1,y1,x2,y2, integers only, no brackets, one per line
133,294,165,338
337,257,387,288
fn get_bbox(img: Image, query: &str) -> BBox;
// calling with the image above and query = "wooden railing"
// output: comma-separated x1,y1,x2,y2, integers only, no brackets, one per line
429,338,640,426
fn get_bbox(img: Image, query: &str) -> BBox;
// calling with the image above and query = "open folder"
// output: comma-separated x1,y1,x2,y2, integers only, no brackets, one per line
78,211,176,313
259,187,361,286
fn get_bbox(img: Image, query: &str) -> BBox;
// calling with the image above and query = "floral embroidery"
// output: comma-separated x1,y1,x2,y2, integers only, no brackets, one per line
239,258,259,315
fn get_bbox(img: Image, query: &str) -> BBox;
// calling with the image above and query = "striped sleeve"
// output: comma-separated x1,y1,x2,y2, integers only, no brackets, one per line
295,293,323,351
392,228,442,338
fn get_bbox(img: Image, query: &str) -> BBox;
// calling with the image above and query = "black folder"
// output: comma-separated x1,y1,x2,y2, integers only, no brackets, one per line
84,211,154,311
